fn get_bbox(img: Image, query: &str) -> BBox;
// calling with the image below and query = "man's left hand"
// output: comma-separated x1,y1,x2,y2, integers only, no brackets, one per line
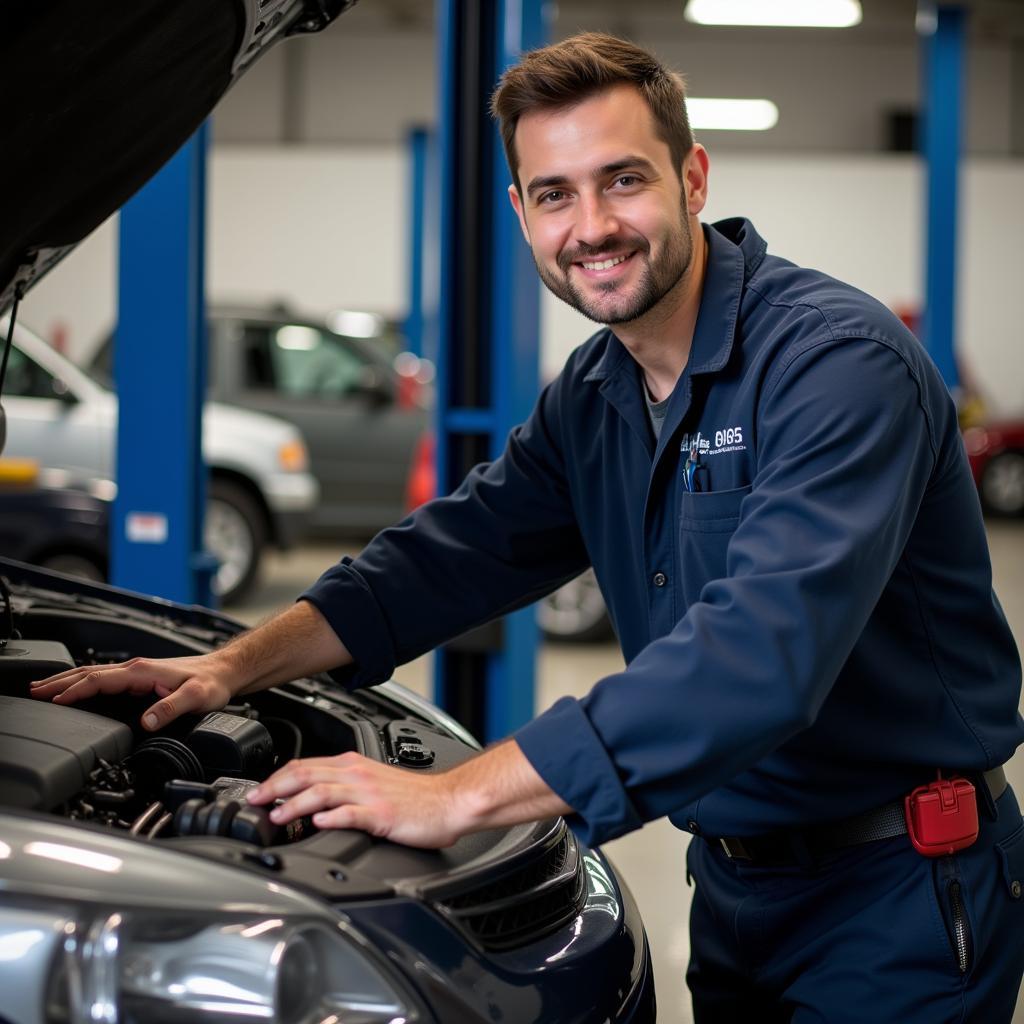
246,739,573,849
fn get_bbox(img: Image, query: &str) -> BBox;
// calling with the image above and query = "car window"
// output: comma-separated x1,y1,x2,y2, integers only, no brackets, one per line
242,324,370,398
5,345,65,399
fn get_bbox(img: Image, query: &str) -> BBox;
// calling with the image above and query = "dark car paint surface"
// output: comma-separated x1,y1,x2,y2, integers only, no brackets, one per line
0,484,107,578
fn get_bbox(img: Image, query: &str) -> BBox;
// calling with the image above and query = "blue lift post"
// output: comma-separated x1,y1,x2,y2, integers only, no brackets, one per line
113,123,216,607
405,127,429,360
919,3,965,394
431,0,549,743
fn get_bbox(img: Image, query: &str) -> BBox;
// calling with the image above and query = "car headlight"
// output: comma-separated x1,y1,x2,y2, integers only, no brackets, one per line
277,439,309,473
0,818,418,1024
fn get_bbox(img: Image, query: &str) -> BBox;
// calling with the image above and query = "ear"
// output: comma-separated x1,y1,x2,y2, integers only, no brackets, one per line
683,144,710,217
508,183,532,246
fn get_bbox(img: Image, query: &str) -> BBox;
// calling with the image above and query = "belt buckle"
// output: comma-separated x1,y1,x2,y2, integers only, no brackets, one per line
719,836,751,860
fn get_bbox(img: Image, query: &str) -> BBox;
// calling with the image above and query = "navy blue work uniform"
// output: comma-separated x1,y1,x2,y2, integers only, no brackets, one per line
303,218,1024,1020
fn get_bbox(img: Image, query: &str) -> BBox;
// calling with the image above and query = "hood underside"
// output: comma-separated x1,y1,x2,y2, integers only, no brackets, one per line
0,0,356,313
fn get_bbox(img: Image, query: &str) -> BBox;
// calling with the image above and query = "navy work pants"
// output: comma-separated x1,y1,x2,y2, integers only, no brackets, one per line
685,787,1024,1022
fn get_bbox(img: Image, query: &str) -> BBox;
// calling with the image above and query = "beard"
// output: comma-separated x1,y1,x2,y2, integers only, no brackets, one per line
534,205,694,325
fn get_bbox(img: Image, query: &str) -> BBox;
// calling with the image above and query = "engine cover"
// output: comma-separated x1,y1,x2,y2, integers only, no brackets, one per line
0,694,132,809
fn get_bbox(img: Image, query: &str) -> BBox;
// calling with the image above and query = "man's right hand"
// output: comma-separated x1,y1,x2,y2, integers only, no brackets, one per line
29,599,353,733
30,651,242,730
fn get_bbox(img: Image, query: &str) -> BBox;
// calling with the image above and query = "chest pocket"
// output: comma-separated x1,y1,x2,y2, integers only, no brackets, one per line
678,483,752,606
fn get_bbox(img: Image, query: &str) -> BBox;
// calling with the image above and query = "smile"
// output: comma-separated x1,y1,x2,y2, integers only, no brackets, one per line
580,253,631,271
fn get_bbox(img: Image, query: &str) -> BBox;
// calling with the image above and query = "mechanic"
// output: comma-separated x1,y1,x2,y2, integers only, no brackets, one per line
33,33,1024,1021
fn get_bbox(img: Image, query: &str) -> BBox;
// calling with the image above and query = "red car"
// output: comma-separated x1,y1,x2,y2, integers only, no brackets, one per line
963,421,1024,516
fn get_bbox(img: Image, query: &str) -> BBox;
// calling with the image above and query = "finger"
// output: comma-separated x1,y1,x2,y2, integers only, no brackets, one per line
248,763,356,805
311,803,386,837
270,783,352,825
140,678,218,731
32,655,153,692
30,667,93,699
51,665,163,705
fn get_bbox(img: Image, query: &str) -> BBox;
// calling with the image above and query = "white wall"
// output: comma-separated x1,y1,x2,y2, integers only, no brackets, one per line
212,3,1023,157
19,147,1024,416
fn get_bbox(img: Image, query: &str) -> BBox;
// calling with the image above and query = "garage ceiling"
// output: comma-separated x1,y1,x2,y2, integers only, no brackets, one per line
213,0,1024,154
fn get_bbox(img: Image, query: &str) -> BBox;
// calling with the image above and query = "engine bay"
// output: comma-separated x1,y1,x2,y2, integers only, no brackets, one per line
0,565,591,962
0,573,476,853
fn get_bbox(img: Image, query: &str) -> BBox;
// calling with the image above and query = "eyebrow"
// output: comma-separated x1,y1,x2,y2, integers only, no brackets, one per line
525,155,659,199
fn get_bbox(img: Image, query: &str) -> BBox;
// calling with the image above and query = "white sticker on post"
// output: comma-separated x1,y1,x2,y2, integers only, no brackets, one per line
126,512,169,544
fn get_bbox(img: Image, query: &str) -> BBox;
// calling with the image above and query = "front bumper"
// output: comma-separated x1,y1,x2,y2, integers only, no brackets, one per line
262,471,318,548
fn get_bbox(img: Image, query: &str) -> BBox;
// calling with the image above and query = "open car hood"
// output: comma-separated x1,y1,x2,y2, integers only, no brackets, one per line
0,0,358,313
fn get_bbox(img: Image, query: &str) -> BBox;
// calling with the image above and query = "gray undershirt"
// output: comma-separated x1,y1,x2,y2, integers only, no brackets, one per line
644,385,671,442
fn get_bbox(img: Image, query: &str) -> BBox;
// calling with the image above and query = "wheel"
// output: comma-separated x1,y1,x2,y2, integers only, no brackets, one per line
205,478,267,604
979,451,1024,517
37,552,105,582
539,569,614,644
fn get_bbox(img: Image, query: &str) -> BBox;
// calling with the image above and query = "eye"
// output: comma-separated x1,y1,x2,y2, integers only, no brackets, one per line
538,189,568,205
613,174,641,188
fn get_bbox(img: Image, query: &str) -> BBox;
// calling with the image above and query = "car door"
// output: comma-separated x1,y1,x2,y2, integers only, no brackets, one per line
224,319,425,536
1,343,110,478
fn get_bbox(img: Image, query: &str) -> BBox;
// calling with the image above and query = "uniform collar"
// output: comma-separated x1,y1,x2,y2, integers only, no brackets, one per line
583,217,767,386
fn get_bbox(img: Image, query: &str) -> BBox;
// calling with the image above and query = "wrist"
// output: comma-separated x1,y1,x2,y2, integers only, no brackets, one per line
442,760,494,835
209,645,253,697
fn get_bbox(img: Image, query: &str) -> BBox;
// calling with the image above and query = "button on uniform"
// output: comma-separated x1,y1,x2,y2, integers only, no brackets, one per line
652,572,667,587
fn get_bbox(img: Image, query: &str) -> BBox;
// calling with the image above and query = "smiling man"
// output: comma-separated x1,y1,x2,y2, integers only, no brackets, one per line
33,33,1024,1021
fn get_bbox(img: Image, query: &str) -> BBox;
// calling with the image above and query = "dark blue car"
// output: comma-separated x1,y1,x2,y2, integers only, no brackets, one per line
0,559,653,1022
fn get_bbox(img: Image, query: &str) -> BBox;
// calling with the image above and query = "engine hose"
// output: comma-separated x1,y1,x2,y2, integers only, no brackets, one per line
129,801,163,836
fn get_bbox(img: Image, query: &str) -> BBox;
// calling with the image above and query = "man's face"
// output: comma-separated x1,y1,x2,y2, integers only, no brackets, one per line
509,84,705,326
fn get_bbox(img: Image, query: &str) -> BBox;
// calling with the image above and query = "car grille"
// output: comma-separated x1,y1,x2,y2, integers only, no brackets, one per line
433,826,586,951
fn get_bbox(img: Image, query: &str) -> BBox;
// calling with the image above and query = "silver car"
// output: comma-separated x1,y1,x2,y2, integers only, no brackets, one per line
0,317,319,602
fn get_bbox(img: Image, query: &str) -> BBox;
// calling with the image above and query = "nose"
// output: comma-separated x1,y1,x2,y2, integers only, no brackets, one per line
575,191,619,248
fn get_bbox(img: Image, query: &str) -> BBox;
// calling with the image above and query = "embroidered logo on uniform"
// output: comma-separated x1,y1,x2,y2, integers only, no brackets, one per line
680,427,747,457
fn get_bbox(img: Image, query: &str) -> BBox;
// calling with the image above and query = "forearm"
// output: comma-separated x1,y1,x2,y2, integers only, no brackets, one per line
450,739,573,834
218,599,352,696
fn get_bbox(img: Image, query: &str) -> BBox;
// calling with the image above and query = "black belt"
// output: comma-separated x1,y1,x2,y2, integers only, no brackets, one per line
703,767,1008,865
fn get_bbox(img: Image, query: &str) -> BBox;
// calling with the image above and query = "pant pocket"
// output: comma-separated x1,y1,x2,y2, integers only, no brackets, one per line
994,822,1024,902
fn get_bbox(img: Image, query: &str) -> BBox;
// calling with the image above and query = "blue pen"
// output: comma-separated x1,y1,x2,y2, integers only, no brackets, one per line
684,442,698,493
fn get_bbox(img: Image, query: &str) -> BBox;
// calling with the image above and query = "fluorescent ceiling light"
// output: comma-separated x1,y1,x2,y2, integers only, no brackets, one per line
685,0,862,28
688,98,779,131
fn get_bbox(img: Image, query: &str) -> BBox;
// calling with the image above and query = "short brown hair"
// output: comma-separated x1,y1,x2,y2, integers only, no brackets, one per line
490,32,693,193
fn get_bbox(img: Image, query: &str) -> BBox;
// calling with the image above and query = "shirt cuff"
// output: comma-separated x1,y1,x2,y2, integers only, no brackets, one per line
299,557,396,689
514,696,643,848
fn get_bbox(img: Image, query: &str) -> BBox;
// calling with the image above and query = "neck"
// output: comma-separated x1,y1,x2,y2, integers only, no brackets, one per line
613,218,708,403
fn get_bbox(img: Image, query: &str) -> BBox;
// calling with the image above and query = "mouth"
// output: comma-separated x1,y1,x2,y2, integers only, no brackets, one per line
572,250,637,278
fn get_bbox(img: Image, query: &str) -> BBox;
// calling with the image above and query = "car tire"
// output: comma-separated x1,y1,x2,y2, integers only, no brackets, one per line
206,478,267,605
979,451,1024,517
539,570,614,644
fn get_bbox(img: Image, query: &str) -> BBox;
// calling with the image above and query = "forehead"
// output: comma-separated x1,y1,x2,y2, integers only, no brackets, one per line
513,84,672,180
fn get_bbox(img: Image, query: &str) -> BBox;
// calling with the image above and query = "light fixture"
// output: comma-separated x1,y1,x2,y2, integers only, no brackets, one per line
687,98,779,131
684,0,862,28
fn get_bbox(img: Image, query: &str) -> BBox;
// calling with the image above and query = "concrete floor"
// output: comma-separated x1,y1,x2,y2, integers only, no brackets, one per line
233,520,1024,1023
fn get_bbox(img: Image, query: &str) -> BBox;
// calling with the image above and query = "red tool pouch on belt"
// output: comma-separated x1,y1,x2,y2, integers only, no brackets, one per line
904,775,979,857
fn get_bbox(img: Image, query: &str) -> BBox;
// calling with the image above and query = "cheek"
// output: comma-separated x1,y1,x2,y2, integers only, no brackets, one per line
530,218,570,261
